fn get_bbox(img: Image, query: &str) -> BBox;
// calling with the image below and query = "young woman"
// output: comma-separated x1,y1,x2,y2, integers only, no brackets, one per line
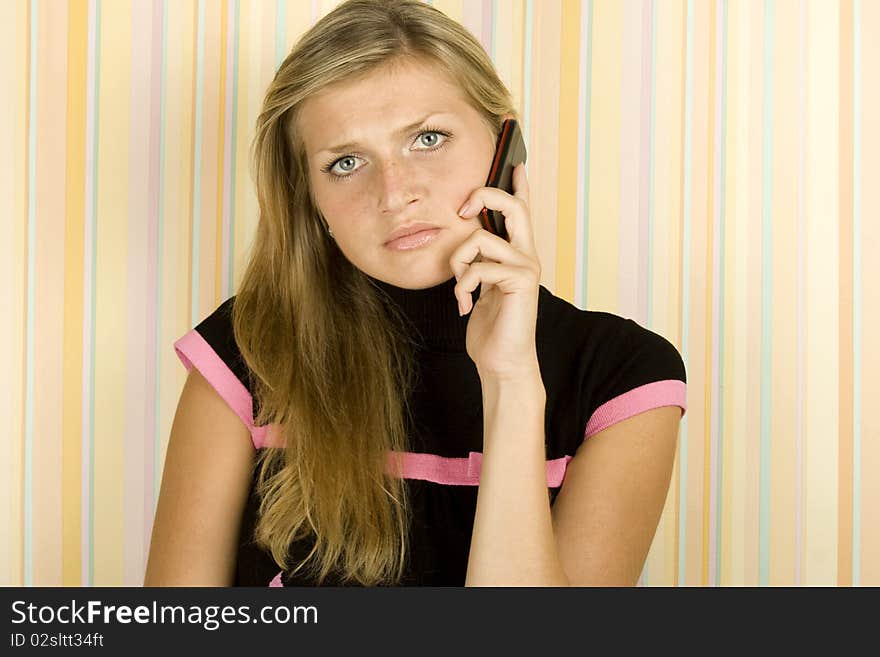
144,0,687,587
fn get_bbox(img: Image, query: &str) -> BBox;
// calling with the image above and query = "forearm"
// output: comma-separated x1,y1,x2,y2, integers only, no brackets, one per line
465,370,570,586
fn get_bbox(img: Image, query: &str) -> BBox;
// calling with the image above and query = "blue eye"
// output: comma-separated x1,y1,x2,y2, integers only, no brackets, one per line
418,132,440,147
320,127,453,182
334,157,358,174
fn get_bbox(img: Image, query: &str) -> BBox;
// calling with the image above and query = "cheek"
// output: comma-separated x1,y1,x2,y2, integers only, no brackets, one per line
429,162,482,199
314,183,359,220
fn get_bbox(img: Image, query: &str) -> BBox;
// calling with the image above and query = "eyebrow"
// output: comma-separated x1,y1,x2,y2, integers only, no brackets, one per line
317,113,452,156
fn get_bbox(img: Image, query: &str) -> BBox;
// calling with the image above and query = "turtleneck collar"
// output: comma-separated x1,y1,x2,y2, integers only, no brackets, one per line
367,274,481,353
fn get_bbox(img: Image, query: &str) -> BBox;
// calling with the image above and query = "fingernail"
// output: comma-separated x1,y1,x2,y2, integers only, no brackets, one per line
457,201,471,217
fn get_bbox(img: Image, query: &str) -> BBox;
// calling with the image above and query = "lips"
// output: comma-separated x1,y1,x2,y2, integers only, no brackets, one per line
384,228,441,251
383,222,442,246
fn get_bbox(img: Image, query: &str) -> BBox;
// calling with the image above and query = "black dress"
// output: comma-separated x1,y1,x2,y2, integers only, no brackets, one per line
172,275,687,586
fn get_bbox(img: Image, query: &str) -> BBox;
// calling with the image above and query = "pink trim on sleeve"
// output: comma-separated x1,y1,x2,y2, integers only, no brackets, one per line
173,329,282,450
384,450,572,488
584,379,687,440
269,571,283,587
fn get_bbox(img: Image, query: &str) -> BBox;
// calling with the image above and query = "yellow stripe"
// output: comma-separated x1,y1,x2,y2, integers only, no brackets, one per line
683,0,708,587
432,0,463,25
285,0,311,58
743,0,763,587
62,0,88,588
672,0,688,587
768,0,800,586
586,0,622,313
93,0,131,586
197,0,221,315
318,0,344,20
529,0,563,293
232,0,252,293
187,1,197,323
554,0,581,303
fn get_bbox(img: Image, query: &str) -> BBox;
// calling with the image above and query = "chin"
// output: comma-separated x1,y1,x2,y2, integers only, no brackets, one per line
379,263,454,290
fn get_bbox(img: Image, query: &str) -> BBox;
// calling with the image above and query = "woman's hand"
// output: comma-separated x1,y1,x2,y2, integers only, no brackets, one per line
449,163,542,381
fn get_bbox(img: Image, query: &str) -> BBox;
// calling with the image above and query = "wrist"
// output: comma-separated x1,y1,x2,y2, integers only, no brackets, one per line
479,366,546,403
477,359,544,387
479,369,547,452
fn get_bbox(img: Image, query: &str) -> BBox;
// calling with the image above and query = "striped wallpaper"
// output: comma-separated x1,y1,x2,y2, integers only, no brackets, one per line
1,0,877,587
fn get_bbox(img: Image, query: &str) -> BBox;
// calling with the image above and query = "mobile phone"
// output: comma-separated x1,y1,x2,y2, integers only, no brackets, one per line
478,119,527,242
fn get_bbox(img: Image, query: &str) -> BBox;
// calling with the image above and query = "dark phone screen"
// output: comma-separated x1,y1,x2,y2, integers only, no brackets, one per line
479,119,527,241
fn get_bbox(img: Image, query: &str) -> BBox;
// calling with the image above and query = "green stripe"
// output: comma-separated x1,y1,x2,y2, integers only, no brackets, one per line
275,0,285,69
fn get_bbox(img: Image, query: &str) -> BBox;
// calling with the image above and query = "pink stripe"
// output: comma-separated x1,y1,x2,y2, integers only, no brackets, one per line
584,379,687,440
482,0,493,55
384,451,572,488
173,334,684,484
269,571,283,587
173,329,270,449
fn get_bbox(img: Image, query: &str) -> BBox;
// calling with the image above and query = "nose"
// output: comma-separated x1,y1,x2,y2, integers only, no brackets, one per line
375,157,419,214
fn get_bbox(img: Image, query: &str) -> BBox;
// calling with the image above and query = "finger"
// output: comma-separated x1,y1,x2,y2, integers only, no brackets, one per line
459,175,536,256
453,261,540,315
512,162,529,204
448,229,537,282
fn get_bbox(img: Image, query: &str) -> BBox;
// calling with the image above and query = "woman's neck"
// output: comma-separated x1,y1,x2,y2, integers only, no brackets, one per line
368,274,480,352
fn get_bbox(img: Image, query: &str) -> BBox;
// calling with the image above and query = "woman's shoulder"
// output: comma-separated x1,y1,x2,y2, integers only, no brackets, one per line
173,296,273,449
536,285,687,443
537,285,685,379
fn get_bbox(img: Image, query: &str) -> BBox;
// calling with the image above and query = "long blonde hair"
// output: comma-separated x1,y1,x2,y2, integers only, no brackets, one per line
234,0,519,585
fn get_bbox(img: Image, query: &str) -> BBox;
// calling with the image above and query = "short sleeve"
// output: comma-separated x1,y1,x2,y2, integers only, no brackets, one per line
173,297,275,449
582,317,687,441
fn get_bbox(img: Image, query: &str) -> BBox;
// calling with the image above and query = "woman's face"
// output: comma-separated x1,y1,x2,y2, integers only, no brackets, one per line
298,59,509,289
